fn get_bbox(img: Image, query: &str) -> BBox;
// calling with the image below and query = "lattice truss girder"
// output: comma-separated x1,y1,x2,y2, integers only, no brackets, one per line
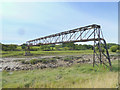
26,24,112,68
27,24,102,45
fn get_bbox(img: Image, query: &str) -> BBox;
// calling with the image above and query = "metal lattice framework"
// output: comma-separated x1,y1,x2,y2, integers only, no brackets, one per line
26,24,112,68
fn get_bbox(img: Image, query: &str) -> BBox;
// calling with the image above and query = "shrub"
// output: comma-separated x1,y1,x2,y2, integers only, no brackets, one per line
95,47,105,52
21,58,57,65
21,60,29,64
116,50,120,53
110,45,118,52
29,59,38,64
21,60,26,64
63,56,73,61
21,59,41,64
53,56,61,59
49,58,57,63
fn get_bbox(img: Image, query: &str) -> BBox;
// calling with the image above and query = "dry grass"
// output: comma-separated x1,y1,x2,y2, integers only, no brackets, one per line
71,72,118,88
2,60,118,88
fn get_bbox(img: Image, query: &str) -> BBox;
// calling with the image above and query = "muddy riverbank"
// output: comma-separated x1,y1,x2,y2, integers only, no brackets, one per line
1,54,118,71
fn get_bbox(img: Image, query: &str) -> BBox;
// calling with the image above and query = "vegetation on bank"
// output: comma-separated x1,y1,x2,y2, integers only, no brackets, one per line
1,42,93,51
1,49,117,58
0,42,119,57
21,58,57,65
1,43,119,52
2,60,119,88
1,50,93,57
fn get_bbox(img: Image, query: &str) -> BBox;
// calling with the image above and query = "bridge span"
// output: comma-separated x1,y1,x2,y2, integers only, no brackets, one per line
26,24,112,68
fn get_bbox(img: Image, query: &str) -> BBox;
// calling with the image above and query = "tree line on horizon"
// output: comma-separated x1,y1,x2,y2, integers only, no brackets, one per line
0,42,119,52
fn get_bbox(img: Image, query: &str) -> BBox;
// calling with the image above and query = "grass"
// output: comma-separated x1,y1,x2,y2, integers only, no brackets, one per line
1,50,116,58
1,50,92,57
2,60,119,88
1,51,24,57
1,50,118,88
21,58,57,64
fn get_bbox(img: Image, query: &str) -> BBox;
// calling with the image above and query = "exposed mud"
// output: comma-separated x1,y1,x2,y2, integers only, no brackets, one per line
1,54,118,71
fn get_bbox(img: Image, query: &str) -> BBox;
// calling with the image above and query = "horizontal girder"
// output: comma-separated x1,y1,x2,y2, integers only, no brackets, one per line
26,24,101,46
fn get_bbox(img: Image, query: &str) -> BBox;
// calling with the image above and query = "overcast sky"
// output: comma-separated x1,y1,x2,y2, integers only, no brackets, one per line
0,2,118,45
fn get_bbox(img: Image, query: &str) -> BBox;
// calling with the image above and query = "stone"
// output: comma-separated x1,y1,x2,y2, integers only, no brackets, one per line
69,60,73,63
77,61,82,63
40,65,47,69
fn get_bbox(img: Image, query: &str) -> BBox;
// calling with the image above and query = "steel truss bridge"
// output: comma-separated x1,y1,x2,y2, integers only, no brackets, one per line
26,24,112,68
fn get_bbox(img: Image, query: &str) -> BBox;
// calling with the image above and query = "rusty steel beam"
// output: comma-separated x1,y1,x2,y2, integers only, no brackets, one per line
27,38,104,46
26,24,101,46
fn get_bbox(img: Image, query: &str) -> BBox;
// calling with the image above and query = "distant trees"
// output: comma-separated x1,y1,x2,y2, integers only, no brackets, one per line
62,42,75,50
1,43,118,52
62,43,93,50
2,44,18,51
55,45,62,51
75,44,93,50
107,43,117,49
40,45,51,51
110,45,118,52
36,42,93,51
95,47,105,52
21,44,27,50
